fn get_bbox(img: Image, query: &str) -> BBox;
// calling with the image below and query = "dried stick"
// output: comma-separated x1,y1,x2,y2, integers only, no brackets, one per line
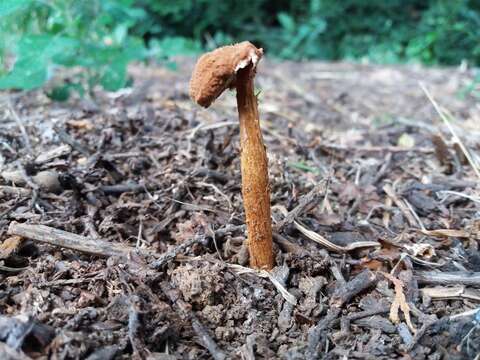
383,184,418,227
9,102,32,154
150,237,203,269
7,222,148,258
306,270,378,359
275,181,327,230
415,271,480,286
162,283,227,360
329,270,378,308
0,186,31,197
192,317,227,360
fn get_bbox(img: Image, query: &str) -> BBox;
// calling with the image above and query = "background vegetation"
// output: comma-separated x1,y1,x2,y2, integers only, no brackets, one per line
1,0,479,96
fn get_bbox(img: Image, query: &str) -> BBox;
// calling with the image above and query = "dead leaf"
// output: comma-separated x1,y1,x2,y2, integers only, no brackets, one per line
66,119,94,131
431,134,453,170
373,242,402,262
0,236,23,259
381,272,416,333
338,182,360,204
172,213,210,244
361,259,386,272
404,243,436,259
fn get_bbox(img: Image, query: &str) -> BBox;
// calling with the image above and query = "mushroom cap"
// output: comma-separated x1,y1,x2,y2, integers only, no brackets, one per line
189,41,263,108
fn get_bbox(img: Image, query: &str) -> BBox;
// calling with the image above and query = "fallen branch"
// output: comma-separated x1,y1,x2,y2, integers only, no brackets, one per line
7,222,149,258
99,183,153,195
330,270,378,308
415,271,480,286
0,186,31,197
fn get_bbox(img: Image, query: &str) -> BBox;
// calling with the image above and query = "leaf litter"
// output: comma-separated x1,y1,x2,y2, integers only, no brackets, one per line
0,59,479,359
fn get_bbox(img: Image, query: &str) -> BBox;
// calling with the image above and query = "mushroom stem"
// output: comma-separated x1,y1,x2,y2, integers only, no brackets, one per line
236,65,273,270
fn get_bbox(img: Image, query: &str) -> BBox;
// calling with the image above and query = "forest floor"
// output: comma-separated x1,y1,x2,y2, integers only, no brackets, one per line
0,59,479,360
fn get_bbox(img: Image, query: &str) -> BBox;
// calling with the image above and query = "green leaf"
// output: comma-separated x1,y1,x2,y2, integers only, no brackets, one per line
0,0,32,17
0,35,78,90
277,12,295,32
287,162,320,174
0,57,47,90
100,54,129,91
18,35,78,60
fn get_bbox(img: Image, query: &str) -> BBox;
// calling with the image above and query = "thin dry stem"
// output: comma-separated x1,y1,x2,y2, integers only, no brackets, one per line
420,82,480,179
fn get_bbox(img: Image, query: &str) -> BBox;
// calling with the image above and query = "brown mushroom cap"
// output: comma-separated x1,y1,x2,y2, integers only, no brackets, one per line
189,41,263,108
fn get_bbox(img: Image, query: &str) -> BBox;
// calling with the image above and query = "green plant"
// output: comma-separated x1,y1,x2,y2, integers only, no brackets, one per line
0,0,149,97
140,0,480,65
1,0,479,97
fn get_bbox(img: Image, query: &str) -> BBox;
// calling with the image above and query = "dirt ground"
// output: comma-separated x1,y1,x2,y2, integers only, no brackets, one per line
0,58,479,359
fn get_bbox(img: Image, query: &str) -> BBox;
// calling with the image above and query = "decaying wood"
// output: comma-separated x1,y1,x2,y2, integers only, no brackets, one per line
272,232,307,255
192,317,227,360
330,270,378,308
7,222,208,270
7,222,148,258
0,186,31,197
127,295,147,359
415,271,480,286
55,126,90,156
421,286,480,301
306,308,341,360
275,205,380,253
34,144,72,164
99,183,152,195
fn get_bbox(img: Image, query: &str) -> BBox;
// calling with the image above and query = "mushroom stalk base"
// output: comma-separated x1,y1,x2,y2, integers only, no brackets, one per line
236,66,274,270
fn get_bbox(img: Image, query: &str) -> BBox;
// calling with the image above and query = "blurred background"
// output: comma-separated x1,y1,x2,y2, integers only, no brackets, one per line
1,0,479,98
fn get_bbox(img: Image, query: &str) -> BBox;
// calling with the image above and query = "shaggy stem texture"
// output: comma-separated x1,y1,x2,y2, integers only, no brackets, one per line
236,66,273,270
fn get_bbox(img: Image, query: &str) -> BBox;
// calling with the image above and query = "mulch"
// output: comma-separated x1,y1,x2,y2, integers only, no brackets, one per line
0,59,479,359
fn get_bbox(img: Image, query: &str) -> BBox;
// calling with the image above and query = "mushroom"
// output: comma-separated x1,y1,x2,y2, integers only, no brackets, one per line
190,42,273,270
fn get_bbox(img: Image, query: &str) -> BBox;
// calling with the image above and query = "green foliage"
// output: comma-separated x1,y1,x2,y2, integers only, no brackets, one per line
141,0,480,65
1,0,479,97
0,0,151,95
